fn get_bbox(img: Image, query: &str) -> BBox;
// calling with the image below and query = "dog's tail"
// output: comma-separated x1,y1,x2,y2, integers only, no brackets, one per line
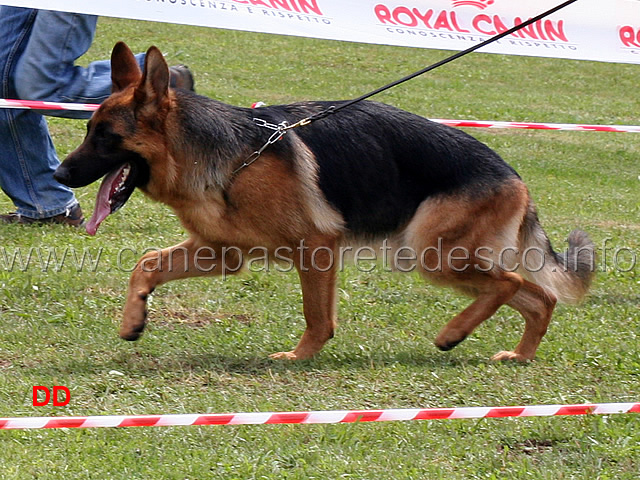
517,199,595,304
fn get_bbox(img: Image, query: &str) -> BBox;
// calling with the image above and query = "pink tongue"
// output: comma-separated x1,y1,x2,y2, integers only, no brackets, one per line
86,167,125,236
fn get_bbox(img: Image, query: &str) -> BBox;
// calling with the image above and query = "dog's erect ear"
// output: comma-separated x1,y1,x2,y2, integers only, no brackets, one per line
134,46,169,108
111,42,142,92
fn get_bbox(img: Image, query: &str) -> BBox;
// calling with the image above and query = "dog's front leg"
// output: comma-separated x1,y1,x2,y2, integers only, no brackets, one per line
270,237,338,361
120,238,242,340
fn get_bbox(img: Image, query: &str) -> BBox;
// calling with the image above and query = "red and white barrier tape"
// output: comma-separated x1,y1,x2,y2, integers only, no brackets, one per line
2,98,639,132
431,118,640,133
1,403,638,430
0,98,99,112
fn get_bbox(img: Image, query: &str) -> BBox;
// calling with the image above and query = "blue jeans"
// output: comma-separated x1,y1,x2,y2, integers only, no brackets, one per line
0,7,144,218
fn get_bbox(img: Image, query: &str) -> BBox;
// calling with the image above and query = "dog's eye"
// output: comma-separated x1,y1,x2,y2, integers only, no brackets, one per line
91,122,123,151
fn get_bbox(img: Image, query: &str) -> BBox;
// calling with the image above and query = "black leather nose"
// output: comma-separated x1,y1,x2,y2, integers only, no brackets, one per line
53,165,70,185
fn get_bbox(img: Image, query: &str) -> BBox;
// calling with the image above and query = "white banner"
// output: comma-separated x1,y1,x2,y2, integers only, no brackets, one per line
2,0,640,64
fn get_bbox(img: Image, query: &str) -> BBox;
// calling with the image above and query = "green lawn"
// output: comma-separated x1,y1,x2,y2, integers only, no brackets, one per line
0,18,639,479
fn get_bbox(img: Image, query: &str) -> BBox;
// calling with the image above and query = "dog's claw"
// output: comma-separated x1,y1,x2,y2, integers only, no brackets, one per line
490,351,531,362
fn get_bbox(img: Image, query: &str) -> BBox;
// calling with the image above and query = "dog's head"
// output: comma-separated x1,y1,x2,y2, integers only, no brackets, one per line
54,42,172,235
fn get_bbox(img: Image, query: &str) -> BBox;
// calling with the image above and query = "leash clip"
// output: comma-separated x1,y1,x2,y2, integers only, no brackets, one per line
232,119,290,175
253,117,289,144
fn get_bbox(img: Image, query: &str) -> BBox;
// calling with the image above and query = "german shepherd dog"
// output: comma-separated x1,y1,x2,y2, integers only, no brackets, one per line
55,42,595,362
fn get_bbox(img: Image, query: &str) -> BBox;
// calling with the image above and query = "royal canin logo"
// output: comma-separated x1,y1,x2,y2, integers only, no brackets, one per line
374,3,568,42
451,0,494,10
619,25,640,47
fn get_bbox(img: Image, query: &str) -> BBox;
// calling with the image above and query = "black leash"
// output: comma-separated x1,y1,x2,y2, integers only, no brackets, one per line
237,0,579,174
293,0,579,127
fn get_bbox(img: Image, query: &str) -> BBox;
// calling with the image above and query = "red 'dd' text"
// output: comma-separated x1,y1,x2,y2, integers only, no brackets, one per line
32,386,71,407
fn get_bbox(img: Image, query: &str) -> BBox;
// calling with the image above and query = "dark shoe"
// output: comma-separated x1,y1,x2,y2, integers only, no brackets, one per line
0,204,84,227
169,65,195,91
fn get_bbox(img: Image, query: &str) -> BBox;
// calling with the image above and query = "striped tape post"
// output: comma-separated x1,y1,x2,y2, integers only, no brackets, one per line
2,98,640,133
1,403,638,430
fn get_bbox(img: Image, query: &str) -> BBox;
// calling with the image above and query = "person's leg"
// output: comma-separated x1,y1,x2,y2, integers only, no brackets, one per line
0,108,81,220
0,6,81,222
14,10,145,119
1,8,186,220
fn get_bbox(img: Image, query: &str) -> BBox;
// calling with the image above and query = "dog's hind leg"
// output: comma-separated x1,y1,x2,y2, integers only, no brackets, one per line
269,236,338,360
120,237,243,341
405,181,540,360
491,280,557,362
434,271,523,352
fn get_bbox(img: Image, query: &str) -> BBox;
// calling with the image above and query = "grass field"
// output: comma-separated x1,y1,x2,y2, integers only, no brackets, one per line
1,17,639,479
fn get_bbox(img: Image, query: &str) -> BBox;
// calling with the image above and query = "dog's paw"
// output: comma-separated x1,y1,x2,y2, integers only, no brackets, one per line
490,351,531,362
120,309,147,341
119,324,145,341
434,330,467,351
120,290,151,341
268,351,299,360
